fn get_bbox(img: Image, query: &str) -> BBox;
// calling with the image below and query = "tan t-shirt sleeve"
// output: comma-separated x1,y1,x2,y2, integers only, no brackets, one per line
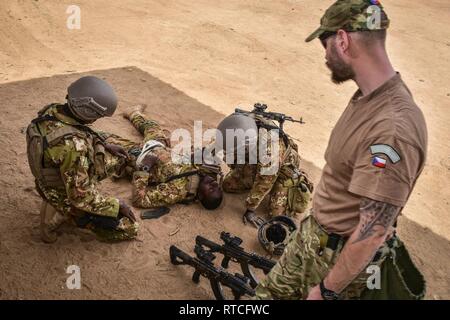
348,135,423,207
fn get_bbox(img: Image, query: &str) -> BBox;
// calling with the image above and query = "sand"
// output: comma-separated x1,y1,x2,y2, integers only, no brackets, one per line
0,0,449,299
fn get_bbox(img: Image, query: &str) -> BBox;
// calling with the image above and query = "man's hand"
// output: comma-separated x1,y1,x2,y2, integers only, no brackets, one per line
242,209,265,228
306,285,323,300
322,197,400,293
138,154,158,172
119,199,136,222
105,143,129,159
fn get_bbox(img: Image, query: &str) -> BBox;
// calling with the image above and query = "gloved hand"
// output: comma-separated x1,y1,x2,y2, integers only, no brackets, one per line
138,154,158,172
242,209,265,228
104,143,129,159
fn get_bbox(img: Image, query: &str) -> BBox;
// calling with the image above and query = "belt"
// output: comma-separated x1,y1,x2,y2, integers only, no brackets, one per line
318,231,346,256
325,233,345,251
318,227,397,261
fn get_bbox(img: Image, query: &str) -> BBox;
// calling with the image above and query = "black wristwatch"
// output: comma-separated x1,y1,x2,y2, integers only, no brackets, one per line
320,280,340,300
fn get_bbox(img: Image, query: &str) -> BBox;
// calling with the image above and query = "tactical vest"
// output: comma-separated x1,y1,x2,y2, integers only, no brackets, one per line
26,105,106,189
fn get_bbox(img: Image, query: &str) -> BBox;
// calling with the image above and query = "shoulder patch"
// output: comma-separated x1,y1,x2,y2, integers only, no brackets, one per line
370,144,401,163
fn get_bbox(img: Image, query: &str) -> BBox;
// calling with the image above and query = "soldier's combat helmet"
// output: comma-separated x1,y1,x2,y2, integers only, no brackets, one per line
66,76,118,123
216,113,258,158
258,216,297,256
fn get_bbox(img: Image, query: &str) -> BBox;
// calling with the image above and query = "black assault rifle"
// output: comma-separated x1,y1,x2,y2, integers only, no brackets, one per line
235,103,305,131
169,245,255,300
196,232,276,288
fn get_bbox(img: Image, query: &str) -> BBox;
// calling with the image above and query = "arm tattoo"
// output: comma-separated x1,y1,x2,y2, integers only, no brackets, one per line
353,197,400,244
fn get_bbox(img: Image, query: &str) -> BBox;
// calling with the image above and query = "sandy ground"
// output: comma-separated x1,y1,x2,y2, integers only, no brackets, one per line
0,0,449,299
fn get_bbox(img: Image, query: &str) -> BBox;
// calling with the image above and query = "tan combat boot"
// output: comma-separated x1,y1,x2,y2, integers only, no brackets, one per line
122,104,147,120
40,201,67,243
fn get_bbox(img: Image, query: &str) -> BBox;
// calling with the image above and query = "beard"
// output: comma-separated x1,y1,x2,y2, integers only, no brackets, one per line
326,43,355,84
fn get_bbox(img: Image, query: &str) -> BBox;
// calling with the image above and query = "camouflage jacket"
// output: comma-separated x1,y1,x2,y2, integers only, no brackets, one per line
132,146,198,208
238,127,300,211
34,104,125,218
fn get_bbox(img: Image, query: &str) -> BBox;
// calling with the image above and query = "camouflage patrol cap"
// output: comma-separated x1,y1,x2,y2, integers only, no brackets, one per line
305,0,390,42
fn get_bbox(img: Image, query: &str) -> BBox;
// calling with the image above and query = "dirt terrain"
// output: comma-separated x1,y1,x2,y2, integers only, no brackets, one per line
0,0,449,299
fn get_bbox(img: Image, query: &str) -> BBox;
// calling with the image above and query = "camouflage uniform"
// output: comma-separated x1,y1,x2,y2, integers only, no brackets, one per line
32,104,138,241
105,112,199,208
254,210,395,300
222,124,312,217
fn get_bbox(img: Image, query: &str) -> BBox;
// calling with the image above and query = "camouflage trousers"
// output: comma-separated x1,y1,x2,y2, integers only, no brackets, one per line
222,165,308,216
40,199,138,242
254,212,393,300
103,112,170,152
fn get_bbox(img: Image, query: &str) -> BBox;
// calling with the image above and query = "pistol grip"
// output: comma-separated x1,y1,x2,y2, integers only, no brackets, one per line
192,270,201,284
221,256,231,269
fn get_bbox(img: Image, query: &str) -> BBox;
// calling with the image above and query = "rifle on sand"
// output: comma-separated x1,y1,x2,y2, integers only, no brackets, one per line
196,232,276,288
169,245,255,300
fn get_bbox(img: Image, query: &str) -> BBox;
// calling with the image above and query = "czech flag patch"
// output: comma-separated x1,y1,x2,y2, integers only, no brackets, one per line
370,0,381,5
372,156,387,168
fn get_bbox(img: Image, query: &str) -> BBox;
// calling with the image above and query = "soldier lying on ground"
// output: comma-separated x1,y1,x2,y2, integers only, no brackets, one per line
26,76,139,243
102,105,223,210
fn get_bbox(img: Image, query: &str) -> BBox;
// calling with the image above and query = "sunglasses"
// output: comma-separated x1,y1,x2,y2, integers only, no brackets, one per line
319,31,337,49
320,30,357,49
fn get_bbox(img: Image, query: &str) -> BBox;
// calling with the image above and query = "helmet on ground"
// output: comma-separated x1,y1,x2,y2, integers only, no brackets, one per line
258,216,297,256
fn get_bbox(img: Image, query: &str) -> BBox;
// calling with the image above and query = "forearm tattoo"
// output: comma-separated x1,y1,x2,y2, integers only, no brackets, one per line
353,197,400,244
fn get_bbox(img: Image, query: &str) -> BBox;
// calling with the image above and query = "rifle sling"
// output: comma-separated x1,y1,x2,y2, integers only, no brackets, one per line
148,170,199,187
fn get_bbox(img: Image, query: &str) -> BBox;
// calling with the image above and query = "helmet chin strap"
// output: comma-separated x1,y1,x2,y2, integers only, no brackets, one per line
62,103,88,124
67,96,108,122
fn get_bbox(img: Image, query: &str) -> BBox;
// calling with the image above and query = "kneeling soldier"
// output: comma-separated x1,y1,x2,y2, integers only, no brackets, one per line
216,112,313,228
26,76,138,243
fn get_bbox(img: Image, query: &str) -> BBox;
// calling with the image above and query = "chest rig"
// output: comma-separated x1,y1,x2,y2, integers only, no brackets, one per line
26,104,107,189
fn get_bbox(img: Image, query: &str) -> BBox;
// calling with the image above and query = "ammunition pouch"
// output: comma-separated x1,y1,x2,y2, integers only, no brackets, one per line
93,138,107,178
26,114,94,190
281,167,313,214
26,123,78,188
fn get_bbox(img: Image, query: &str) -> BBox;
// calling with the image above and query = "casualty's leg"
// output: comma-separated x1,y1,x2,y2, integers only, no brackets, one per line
124,105,171,147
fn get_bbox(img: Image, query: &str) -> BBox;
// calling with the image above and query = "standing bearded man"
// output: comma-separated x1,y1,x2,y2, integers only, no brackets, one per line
255,0,427,300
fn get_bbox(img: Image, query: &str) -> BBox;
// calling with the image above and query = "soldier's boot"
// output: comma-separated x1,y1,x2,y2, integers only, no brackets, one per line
122,104,147,120
40,201,67,243
91,217,139,242
123,104,170,147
